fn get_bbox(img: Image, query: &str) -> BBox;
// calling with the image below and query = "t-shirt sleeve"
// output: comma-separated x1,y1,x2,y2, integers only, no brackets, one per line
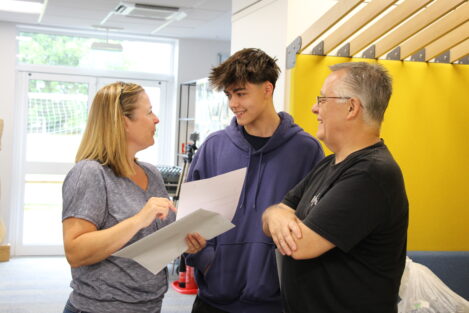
303,170,388,252
62,161,107,228
282,171,314,210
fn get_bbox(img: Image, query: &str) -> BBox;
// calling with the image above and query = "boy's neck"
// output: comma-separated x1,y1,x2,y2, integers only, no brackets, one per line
244,107,280,137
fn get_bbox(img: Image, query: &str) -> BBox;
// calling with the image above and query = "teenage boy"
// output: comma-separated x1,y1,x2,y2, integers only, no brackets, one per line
186,48,324,313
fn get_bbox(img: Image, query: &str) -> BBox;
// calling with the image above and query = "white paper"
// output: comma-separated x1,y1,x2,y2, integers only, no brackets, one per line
113,209,234,275
176,167,247,221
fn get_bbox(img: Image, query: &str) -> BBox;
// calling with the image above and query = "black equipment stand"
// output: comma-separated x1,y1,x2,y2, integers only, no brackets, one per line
172,132,199,291
173,132,199,204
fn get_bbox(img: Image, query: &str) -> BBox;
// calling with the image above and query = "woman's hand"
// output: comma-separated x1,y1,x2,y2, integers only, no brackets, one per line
64,197,176,268
184,233,206,254
136,197,176,229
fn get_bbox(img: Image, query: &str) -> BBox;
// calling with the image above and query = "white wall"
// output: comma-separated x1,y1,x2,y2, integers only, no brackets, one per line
0,22,17,246
286,0,337,43
230,0,337,111
177,38,231,85
231,0,287,112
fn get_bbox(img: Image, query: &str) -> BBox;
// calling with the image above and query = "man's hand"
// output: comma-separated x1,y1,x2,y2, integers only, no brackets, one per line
262,203,302,256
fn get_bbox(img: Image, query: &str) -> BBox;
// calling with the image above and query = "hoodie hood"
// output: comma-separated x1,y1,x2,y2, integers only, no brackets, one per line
224,111,304,155
224,112,307,212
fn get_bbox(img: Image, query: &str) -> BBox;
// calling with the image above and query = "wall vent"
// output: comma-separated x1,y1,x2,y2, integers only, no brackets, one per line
114,2,179,20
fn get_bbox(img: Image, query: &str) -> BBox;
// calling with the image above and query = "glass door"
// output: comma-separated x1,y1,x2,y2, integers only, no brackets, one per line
16,73,96,255
14,74,170,255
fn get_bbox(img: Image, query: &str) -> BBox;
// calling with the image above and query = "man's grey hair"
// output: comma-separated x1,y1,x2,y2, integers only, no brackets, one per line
329,62,392,124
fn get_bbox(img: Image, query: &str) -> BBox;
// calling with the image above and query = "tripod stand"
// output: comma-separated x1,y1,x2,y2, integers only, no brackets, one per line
173,132,199,204
171,132,199,294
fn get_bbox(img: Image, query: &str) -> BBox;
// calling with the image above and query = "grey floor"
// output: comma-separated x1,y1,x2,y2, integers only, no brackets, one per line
0,256,196,313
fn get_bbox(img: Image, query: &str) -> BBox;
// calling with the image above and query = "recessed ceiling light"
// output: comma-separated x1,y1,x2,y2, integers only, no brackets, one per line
0,0,43,14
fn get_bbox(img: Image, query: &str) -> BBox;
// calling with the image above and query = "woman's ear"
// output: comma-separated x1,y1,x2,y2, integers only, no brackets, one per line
123,115,131,132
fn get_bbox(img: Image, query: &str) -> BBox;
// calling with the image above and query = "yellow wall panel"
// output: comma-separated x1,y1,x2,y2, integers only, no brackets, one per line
289,55,469,251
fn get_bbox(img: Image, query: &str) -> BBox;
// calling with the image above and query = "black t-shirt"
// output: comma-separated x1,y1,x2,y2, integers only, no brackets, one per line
281,141,408,313
242,127,270,150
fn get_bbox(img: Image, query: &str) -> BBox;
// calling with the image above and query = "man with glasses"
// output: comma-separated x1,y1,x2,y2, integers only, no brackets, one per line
262,62,409,313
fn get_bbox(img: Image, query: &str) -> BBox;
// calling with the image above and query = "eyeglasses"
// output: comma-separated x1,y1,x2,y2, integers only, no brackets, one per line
316,96,351,106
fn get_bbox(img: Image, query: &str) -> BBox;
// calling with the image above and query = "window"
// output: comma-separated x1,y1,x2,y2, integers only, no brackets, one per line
17,32,174,74
26,79,89,163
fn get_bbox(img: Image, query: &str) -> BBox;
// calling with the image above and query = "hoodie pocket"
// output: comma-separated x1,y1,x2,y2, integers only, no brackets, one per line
200,242,280,304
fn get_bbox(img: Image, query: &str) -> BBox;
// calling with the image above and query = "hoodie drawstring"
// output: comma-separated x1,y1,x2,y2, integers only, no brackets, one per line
238,147,252,213
240,150,264,214
252,152,264,211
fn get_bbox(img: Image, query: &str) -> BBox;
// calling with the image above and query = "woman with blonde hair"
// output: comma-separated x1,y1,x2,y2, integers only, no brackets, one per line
62,82,205,313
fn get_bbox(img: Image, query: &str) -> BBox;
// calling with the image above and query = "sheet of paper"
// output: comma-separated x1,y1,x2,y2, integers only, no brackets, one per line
113,209,234,275
176,167,247,221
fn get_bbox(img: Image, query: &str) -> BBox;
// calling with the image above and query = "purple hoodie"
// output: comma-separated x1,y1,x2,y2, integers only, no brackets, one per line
185,112,324,313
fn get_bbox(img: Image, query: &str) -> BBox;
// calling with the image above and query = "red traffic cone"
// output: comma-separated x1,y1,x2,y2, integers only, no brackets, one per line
172,259,198,294
185,266,198,292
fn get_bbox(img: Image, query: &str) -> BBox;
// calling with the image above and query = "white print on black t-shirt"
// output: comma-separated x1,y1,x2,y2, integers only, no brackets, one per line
306,194,320,216
310,194,320,207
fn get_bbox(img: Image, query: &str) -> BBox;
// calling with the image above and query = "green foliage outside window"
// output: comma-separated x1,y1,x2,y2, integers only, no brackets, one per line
17,31,172,73
18,32,92,67
18,32,132,71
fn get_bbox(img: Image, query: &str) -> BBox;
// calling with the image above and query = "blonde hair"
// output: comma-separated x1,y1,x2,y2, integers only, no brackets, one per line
76,82,144,177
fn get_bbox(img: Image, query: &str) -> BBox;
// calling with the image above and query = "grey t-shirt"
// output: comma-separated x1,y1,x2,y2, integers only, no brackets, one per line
62,160,176,313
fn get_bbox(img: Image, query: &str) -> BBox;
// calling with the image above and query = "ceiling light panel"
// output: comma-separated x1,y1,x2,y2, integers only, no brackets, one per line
0,0,43,14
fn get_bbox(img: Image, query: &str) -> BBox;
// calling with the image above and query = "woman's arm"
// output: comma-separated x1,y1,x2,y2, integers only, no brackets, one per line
63,197,175,267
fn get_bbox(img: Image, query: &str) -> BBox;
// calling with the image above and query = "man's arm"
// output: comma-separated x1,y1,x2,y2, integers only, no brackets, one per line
291,221,335,260
262,203,335,260
262,203,302,255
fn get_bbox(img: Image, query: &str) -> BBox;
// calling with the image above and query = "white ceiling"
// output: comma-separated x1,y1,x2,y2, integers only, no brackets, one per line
0,0,232,41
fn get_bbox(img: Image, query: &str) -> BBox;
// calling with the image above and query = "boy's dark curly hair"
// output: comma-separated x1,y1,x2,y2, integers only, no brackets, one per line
209,48,281,91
